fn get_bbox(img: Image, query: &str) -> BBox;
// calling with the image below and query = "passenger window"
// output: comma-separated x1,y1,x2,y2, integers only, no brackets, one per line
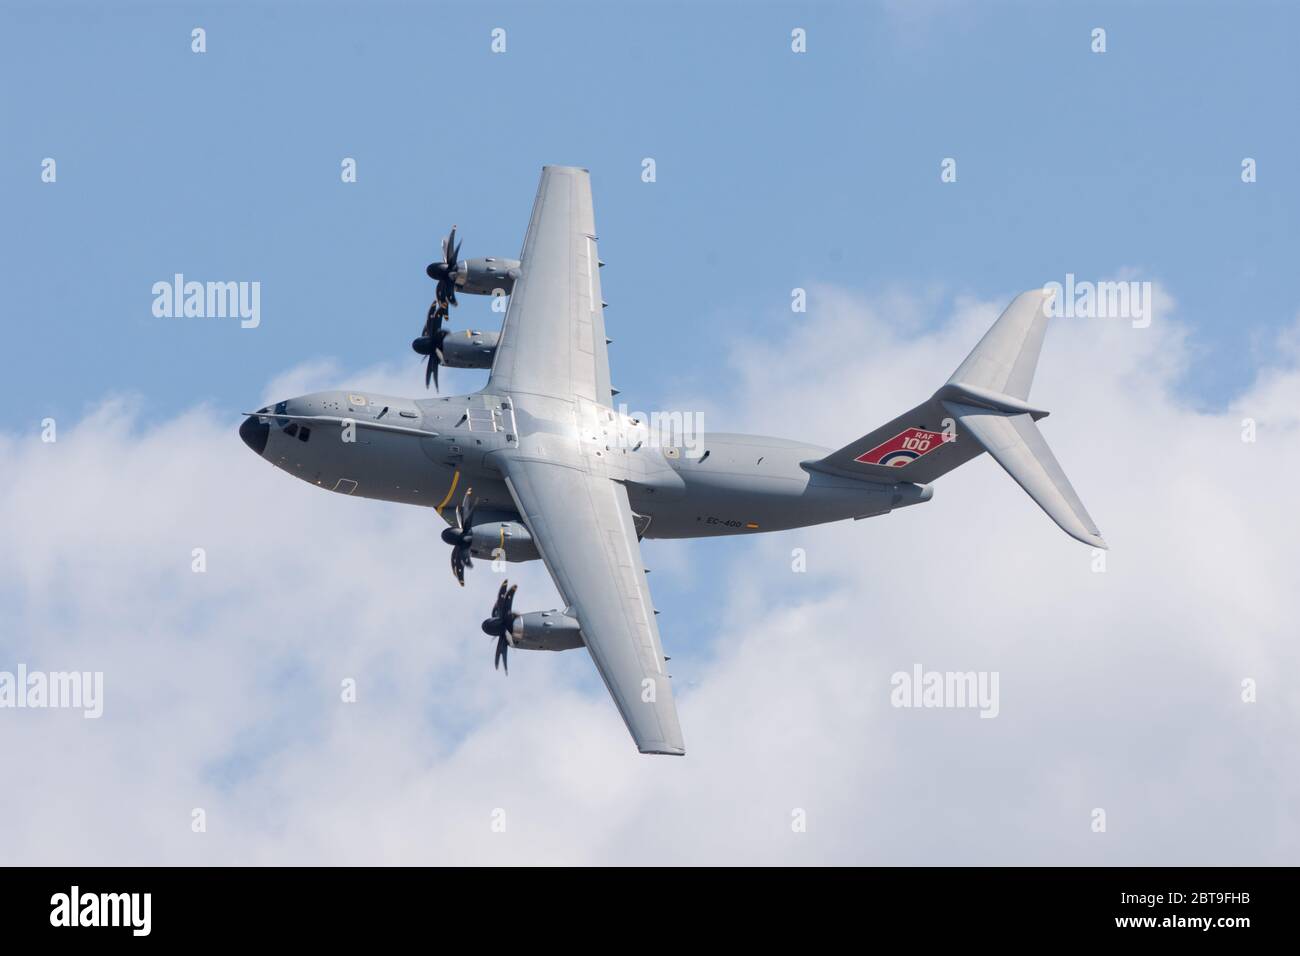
284,423,299,437
298,427,311,442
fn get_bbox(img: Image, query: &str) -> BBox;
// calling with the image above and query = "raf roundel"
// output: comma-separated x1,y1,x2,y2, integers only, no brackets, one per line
855,427,948,468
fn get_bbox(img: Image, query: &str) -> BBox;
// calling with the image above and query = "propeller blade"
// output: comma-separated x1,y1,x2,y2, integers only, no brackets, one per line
414,328,447,391
456,487,475,532
494,634,508,674
432,278,457,311
454,492,466,532
491,580,509,618
450,548,465,587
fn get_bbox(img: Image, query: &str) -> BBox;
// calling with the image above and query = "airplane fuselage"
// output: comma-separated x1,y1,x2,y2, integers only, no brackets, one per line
241,388,931,558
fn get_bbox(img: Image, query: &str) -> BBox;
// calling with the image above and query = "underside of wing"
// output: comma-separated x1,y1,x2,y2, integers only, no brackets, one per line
488,166,614,405
501,457,685,755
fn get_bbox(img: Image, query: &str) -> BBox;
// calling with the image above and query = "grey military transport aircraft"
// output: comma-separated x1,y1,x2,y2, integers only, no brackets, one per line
239,165,1105,756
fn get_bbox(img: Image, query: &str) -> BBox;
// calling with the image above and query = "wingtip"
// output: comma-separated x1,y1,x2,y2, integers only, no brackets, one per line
1076,531,1108,550
639,746,686,757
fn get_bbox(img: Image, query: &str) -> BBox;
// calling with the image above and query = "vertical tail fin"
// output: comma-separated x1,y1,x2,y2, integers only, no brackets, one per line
946,288,1051,400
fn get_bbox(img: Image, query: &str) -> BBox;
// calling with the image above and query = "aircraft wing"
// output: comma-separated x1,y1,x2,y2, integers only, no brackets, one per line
488,165,614,406
502,456,685,755
489,165,682,754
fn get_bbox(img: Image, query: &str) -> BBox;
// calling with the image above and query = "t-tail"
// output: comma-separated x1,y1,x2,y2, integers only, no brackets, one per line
806,289,1107,548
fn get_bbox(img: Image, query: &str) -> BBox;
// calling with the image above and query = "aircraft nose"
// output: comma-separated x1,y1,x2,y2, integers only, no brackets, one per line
239,416,270,456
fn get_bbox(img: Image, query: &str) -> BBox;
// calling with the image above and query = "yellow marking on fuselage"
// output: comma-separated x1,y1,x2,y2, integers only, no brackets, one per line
435,470,461,514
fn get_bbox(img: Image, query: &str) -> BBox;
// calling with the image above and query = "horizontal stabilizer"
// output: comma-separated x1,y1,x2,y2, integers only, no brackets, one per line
942,401,1107,549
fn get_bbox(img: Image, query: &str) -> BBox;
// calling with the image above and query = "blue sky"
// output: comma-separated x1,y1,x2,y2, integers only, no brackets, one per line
3,1,1299,864
4,0,1298,427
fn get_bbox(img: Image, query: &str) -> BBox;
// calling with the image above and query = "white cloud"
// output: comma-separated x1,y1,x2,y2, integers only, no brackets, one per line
1,283,1296,864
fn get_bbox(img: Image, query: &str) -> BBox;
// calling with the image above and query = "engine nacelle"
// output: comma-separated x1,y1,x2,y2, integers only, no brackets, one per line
456,257,520,297
509,610,583,652
467,519,539,563
438,329,499,370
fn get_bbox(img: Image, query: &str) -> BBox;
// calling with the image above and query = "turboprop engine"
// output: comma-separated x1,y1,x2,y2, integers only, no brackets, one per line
411,329,500,390
479,582,584,675
456,257,520,297
464,519,539,563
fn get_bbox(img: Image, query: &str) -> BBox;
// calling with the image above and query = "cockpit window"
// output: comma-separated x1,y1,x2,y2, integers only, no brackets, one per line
284,423,299,437
298,427,311,442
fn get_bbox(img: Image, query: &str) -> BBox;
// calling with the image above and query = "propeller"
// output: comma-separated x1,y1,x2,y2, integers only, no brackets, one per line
425,224,462,313
411,327,447,390
415,225,463,390
439,487,475,586
480,580,518,675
